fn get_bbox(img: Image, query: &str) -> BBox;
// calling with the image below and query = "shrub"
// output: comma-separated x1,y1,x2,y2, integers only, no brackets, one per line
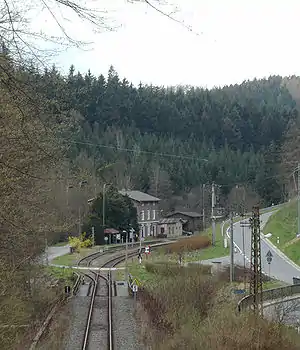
164,235,210,254
68,232,92,252
137,264,300,350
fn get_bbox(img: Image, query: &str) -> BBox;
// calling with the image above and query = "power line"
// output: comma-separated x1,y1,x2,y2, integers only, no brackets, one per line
69,140,209,162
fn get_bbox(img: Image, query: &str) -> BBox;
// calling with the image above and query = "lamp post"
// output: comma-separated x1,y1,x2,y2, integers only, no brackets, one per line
78,180,88,235
123,230,128,281
102,183,112,243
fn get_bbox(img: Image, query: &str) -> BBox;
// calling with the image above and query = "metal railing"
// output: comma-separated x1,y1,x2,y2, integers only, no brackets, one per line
238,284,300,312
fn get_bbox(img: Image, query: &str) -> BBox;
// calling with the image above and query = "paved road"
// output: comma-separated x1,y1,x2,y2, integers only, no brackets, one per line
231,211,300,284
39,244,70,264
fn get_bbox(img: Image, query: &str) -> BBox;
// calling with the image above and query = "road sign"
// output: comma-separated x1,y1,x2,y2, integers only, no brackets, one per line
266,256,272,264
233,289,246,294
132,278,141,287
144,246,151,254
240,220,251,227
266,250,273,258
104,237,108,241
132,284,138,293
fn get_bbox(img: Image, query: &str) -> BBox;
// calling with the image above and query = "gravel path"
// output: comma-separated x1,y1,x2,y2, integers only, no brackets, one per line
112,296,140,350
64,296,91,350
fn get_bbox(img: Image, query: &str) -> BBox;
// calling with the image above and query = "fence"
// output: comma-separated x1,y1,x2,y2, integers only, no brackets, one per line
238,284,300,312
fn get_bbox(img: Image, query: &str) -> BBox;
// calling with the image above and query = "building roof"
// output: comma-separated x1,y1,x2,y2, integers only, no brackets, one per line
158,218,187,225
104,228,119,235
166,211,202,218
119,190,160,202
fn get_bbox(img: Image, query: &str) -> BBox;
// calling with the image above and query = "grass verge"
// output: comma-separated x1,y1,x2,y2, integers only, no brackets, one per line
51,246,105,266
263,200,300,265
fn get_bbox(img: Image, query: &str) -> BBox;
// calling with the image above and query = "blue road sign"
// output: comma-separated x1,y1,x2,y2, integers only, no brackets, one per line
233,289,246,294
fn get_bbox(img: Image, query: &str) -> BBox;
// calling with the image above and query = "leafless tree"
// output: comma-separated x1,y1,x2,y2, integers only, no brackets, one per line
268,298,300,329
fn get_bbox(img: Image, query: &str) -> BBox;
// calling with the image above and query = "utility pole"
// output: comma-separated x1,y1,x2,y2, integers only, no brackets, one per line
124,230,128,281
202,184,205,230
78,206,81,235
230,212,234,283
211,182,216,246
298,163,300,236
103,183,107,227
45,232,49,266
249,206,263,315
139,225,142,252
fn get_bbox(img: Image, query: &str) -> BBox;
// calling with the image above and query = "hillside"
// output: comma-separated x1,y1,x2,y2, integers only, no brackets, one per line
29,66,300,212
264,200,300,265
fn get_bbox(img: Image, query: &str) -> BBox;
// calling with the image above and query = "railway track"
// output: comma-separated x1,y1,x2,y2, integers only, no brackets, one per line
77,241,171,350
78,250,138,350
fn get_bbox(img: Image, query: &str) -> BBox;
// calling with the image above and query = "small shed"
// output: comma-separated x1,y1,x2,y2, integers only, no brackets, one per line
157,218,187,237
104,228,119,244
165,211,203,233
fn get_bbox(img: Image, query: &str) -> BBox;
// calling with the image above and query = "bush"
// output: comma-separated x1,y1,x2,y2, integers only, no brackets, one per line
137,264,300,350
68,232,92,252
145,262,211,277
164,235,210,254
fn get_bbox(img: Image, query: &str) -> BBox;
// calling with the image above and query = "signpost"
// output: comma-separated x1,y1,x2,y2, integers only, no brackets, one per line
266,250,273,280
130,228,135,247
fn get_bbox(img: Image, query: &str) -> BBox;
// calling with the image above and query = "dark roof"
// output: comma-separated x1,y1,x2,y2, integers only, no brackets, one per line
166,211,202,218
104,228,119,235
119,190,160,202
158,218,187,225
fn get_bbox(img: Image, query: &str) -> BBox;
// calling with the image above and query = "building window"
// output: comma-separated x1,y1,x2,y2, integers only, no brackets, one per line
172,226,174,235
141,210,145,221
152,210,156,220
147,210,150,220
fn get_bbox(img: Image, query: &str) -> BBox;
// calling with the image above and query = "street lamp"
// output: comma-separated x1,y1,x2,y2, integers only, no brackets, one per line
102,183,112,227
123,230,128,281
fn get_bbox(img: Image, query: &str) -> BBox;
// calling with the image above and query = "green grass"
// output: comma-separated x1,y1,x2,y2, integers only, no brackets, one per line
45,266,75,284
262,279,287,290
51,246,103,266
263,200,300,264
192,223,229,261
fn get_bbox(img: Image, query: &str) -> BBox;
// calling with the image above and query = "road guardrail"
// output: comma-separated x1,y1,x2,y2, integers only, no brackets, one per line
238,284,300,312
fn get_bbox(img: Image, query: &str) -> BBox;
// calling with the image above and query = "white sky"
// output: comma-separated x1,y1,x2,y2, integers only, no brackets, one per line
31,0,300,88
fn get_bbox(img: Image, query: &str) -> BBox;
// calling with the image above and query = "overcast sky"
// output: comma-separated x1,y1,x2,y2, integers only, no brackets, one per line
32,0,300,88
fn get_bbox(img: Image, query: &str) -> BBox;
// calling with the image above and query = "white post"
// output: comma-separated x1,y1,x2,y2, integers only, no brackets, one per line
125,231,128,281
230,212,234,283
211,182,216,246
224,236,228,248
